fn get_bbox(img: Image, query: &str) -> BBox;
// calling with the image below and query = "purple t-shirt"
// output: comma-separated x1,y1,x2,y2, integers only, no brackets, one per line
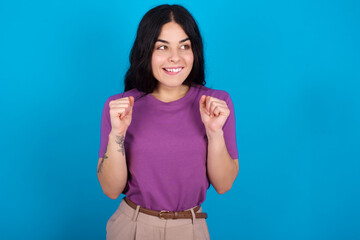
99,83,238,211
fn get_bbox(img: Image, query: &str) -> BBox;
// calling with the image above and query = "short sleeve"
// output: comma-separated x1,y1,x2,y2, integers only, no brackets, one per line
98,98,112,158
222,93,239,160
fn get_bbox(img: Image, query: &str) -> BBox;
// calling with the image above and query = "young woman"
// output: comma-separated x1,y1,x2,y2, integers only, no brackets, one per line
97,4,239,240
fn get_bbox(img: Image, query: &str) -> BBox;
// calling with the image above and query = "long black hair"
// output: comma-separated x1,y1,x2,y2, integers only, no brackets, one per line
124,4,206,92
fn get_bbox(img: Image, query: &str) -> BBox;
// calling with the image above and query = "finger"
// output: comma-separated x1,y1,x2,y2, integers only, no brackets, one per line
111,97,134,119
209,104,227,117
205,96,212,113
129,96,134,107
199,95,208,114
110,97,134,107
110,108,126,118
213,107,221,117
110,103,131,108
199,95,206,109
109,98,129,107
119,110,126,119
210,101,220,116
121,107,131,119
110,104,131,119
215,105,230,117
128,96,134,116
208,97,222,116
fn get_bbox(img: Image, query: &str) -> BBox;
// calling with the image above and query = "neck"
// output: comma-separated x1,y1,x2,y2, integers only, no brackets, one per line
151,84,190,103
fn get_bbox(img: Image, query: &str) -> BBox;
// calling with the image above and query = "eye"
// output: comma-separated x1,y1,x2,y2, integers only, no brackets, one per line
180,44,191,50
156,45,167,50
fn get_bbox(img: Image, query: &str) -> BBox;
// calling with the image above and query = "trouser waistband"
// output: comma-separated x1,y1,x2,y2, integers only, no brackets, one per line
124,197,208,219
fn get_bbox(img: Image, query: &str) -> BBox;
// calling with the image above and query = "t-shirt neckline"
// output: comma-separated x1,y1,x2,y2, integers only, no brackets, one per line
146,85,195,107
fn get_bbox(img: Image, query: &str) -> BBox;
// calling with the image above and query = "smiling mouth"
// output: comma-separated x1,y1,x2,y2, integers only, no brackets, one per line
163,67,184,73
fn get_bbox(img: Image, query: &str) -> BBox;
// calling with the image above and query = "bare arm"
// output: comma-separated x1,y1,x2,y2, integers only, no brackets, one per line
97,96,134,199
206,129,239,194
199,95,239,194
97,131,128,199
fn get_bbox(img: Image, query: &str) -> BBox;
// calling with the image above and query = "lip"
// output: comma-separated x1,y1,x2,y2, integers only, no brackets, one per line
162,67,184,75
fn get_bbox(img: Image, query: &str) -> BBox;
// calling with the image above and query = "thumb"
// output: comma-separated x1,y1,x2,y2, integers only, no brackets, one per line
129,96,134,108
128,96,134,115
199,95,206,110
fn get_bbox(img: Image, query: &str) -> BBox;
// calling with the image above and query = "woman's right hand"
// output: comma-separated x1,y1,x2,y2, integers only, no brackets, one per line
109,96,134,134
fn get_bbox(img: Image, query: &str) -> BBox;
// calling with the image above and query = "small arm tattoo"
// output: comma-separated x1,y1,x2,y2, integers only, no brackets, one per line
97,146,108,174
115,134,125,156
97,135,125,174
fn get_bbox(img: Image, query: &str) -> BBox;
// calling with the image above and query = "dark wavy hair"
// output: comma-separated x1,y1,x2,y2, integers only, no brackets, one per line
124,4,206,92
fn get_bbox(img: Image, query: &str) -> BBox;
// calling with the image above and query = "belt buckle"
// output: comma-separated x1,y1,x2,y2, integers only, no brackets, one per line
159,210,170,220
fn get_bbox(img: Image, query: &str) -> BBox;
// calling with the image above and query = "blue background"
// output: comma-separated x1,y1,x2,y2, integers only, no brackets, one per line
1,0,359,239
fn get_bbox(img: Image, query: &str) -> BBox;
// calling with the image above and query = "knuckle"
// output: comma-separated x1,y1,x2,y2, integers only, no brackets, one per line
110,108,123,113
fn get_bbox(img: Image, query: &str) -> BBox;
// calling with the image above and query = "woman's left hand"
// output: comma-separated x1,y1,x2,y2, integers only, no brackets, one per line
199,95,230,133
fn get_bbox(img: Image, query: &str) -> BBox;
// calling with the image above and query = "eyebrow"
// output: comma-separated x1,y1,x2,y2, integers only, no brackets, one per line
156,37,190,44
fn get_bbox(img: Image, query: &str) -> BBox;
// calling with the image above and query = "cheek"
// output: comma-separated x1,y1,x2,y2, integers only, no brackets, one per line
185,53,194,67
151,55,160,75
151,54,165,69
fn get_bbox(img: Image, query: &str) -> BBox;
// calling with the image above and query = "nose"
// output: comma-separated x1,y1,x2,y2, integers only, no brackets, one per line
168,49,180,63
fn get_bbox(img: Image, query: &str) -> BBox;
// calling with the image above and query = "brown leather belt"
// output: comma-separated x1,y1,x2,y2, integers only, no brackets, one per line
124,198,208,219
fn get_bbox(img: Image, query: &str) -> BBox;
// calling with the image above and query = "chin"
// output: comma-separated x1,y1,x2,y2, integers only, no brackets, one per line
157,77,187,87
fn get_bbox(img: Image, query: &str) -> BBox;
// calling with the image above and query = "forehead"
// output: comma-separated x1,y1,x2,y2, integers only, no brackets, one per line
157,22,189,42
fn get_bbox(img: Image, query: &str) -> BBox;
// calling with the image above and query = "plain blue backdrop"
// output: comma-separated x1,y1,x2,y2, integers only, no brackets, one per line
1,0,359,239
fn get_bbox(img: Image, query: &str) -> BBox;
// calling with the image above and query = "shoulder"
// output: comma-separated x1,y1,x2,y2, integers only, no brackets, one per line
192,84,231,102
106,88,146,102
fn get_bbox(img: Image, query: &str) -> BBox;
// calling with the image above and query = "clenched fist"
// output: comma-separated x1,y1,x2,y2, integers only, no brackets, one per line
109,96,134,134
199,95,230,133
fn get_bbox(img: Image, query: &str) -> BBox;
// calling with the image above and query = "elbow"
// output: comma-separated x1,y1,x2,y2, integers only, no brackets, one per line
107,194,120,200
97,173,125,200
104,191,121,200
212,172,237,194
214,184,233,195
211,158,239,195
101,183,123,200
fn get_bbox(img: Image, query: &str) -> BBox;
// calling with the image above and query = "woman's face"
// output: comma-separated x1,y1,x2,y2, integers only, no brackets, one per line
151,21,194,89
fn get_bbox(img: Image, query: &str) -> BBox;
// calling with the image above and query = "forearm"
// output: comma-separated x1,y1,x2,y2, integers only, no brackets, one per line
97,131,128,199
206,129,239,194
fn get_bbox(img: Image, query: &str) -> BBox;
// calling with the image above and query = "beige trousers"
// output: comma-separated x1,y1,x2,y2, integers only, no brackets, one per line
106,198,210,240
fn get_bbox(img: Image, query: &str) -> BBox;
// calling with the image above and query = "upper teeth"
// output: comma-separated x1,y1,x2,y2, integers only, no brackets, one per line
165,68,182,72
